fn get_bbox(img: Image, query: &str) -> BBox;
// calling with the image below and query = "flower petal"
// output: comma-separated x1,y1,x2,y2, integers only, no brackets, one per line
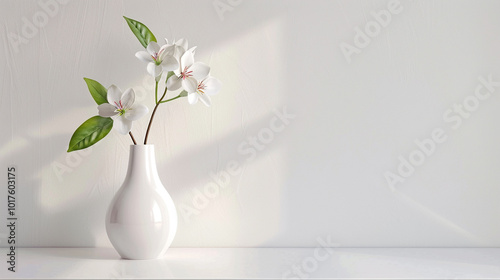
203,77,222,96
176,38,188,51
113,116,133,135
161,44,175,58
107,85,122,105
158,46,168,61
190,62,210,81
146,62,156,76
198,93,212,107
161,55,179,71
173,67,181,76
182,77,198,93
147,41,160,55
165,44,185,61
121,88,135,109
97,103,118,117
187,92,199,104
135,51,153,62
175,46,185,60
166,75,182,91
154,65,163,77
147,63,163,77
180,47,195,69
125,104,149,121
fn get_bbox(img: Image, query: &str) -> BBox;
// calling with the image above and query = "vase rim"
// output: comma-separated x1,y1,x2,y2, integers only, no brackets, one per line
129,144,155,151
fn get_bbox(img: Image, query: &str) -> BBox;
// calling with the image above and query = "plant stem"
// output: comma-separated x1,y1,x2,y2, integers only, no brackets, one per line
154,80,159,104
160,95,182,103
129,131,137,145
144,87,168,144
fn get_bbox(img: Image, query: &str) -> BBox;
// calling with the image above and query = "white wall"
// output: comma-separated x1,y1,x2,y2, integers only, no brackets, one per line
1,0,500,248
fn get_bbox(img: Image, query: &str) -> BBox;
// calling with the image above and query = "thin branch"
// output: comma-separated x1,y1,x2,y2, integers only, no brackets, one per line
160,95,182,103
129,131,137,145
144,87,168,144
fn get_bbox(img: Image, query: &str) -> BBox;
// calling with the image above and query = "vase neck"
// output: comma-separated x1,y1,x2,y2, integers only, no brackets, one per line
125,145,160,184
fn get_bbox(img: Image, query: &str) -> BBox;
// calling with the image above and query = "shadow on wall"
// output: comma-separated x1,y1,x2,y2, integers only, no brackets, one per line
1,0,296,248
0,133,99,248
0,107,293,248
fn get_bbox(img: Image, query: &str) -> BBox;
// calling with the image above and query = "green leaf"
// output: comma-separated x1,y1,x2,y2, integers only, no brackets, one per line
179,90,188,97
83,78,107,105
123,16,157,48
67,116,113,152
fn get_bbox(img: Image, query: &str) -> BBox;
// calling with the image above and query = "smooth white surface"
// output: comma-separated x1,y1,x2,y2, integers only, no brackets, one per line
106,145,177,259
2,248,500,279
1,0,500,248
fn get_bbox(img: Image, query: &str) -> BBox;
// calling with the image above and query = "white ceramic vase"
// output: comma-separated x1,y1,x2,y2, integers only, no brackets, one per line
105,144,177,260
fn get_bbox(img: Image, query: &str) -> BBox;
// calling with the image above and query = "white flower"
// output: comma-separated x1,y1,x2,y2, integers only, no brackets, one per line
188,76,222,107
97,85,149,134
163,38,188,61
135,41,178,77
166,47,210,94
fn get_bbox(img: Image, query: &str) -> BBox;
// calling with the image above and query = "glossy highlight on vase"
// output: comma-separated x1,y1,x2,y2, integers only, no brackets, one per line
105,145,177,260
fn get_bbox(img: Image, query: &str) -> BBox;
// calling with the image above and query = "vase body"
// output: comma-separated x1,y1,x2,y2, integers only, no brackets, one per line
105,145,177,260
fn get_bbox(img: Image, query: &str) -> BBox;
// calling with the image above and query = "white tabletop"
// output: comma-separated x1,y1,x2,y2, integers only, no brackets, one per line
2,248,500,279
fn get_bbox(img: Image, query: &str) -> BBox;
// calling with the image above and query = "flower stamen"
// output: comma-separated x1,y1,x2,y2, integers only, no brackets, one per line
197,81,206,94
114,100,124,110
180,66,193,80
